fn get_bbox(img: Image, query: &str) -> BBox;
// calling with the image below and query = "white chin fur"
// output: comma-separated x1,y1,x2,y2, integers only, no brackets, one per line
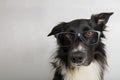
61,61,102,80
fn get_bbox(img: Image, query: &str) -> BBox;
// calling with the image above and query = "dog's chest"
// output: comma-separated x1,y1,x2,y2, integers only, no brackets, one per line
61,62,101,80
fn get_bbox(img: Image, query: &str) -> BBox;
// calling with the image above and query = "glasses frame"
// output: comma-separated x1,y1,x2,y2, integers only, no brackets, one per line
55,30,101,47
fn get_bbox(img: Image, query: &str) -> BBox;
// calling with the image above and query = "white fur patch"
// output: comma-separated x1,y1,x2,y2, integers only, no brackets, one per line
72,44,86,52
61,61,101,80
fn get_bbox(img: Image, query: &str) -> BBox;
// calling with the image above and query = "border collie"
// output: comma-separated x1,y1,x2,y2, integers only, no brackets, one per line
48,12,113,80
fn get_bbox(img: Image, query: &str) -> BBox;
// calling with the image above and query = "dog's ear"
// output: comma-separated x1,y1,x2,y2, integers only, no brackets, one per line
91,12,113,38
48,22,67,36
91,12,113,27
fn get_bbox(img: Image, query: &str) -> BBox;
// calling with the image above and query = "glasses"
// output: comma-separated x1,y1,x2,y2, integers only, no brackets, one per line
55,30,101,47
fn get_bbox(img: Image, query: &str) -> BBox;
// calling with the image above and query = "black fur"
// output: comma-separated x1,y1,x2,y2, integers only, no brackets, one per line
48,12,113,80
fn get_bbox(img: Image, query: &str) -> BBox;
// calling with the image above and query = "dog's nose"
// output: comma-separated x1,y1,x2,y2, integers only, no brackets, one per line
71,52,84,63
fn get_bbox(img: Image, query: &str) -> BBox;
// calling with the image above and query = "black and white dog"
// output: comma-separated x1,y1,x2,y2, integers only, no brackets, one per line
48,12,113,80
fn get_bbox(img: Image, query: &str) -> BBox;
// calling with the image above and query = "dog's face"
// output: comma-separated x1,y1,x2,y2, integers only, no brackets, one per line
48,12,113,68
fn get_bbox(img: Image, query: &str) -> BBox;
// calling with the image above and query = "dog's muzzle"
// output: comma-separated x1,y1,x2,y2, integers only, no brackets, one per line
69,51,89,67
71,52,85,63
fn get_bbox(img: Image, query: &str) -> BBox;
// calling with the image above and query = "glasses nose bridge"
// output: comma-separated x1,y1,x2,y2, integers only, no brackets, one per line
75,33,82,41
76,33,81,39
77,33,81,37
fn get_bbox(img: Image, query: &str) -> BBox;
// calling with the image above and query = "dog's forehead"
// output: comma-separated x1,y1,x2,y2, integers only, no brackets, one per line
68,19,92,32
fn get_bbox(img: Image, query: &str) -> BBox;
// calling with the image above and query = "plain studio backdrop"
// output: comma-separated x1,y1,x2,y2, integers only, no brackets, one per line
0,0,120,80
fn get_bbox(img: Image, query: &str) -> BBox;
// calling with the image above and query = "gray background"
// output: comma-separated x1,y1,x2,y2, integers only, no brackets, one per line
0,0,119,80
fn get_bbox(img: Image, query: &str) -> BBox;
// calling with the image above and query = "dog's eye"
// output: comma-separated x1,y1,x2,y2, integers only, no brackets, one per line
64,34,73,39
85,31,94,38
55,32,76,47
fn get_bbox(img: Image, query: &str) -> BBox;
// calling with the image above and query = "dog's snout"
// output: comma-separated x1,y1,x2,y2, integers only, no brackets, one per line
71,52,85,63
72,56,83,63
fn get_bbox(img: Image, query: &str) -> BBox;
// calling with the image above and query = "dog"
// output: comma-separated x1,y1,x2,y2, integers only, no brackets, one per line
48,12,113,80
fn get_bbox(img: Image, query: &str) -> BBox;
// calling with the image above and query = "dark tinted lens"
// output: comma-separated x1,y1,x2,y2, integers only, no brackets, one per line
80,31,99,45
56,32,76,46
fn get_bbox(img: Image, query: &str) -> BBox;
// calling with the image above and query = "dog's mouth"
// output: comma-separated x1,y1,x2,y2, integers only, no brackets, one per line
70,58,90,67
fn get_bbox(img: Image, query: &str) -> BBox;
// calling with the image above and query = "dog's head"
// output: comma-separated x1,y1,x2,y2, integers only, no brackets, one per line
48,12,113,68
